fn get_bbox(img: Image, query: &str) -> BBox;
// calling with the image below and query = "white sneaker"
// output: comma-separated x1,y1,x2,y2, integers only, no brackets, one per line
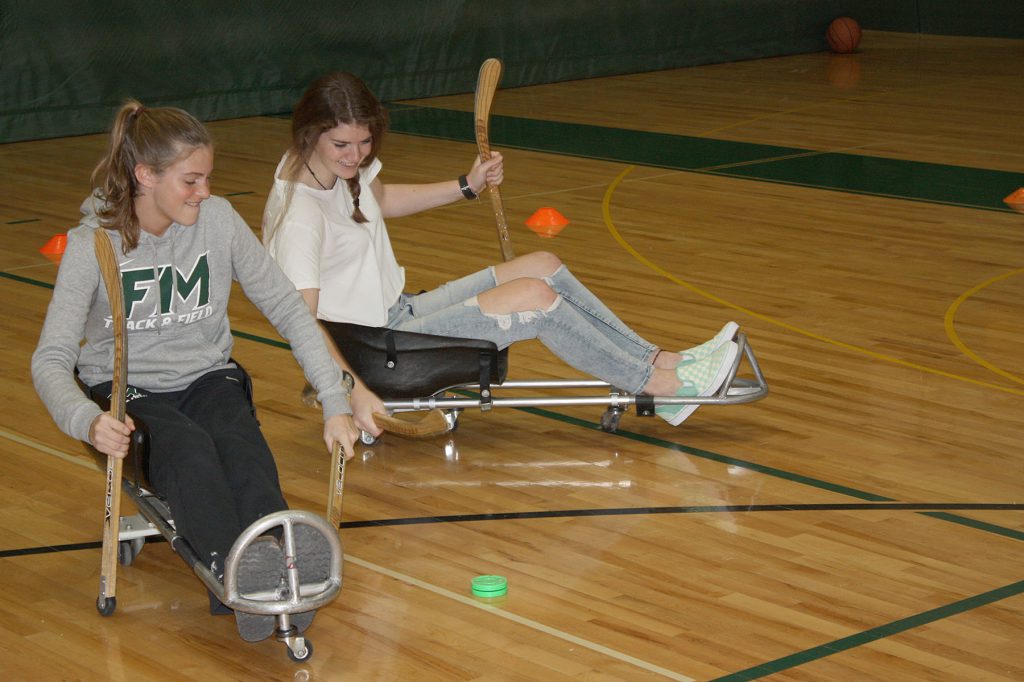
656,340,738,426
678,321,739,364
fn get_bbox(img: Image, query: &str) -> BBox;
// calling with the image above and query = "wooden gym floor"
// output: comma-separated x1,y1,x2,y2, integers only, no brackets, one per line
1,31,1022,680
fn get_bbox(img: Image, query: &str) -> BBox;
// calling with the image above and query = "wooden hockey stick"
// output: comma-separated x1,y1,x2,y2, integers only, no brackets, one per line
474,57,515,262
94,229,127,616
372,410,451,438
301,383,451,439
327,441,347,528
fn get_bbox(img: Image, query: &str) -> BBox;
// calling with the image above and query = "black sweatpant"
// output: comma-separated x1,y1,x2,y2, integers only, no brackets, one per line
91,367,287,577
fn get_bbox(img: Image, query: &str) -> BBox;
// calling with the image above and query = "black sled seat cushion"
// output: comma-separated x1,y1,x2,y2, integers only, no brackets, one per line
322,321,509,399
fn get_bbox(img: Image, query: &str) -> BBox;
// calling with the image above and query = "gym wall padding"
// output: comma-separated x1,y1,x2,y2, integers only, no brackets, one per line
843,0,1024,36
1,0,843,143
2,1,1020,144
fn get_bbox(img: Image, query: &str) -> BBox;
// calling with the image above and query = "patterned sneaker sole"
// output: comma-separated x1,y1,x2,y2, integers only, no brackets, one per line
235,610,277,642
234,537,284,642
292,524,333,585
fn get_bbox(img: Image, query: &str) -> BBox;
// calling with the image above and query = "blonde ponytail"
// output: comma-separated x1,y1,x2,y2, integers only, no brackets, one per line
90,99,211,253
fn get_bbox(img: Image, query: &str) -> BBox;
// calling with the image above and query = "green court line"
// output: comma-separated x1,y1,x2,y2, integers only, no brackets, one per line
8,106,1018,232
231,328,289,349
8,269,1021,680
709,579,1024,681
920,511,1024,542
1,271,53,289
387,106,1024,213
4,268,1017,541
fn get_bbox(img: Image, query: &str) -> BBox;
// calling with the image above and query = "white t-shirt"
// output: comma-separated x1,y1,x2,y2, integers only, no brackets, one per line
262,155,405,326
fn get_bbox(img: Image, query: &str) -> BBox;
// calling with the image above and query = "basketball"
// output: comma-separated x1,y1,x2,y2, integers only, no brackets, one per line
826,17,862,54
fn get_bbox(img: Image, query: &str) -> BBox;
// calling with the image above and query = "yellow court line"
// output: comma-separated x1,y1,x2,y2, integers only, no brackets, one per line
944,268,1024,387
1,427,101,472
601,165,1024,397
345,554,695,682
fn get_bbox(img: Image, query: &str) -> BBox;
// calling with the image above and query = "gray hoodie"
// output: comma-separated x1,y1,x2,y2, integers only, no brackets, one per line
32,194,351,443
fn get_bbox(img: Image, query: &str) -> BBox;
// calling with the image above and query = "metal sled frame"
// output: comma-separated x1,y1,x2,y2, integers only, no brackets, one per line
117,492,341,662
89,372,343,663
360,332,768,443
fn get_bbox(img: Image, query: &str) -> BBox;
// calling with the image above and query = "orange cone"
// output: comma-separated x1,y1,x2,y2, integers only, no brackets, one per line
525,207,569,238
39,233,68,262
1004,187,1024,213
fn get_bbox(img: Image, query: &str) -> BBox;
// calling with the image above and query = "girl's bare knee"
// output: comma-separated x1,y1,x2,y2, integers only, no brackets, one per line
527,251,562,276
496,251,563,284
520,278,558,308
479,278,556,313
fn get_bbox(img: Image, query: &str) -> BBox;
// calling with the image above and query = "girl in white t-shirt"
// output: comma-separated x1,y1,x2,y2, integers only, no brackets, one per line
264,72,740,430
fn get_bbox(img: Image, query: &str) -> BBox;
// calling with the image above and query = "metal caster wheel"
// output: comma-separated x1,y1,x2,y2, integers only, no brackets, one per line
287,638,313,662
600,408,623,433
360,430,378,446
118,537,145,566
96,595,117,616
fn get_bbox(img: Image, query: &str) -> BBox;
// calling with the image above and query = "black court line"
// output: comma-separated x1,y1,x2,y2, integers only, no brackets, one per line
335,502,1024,528
0,536,165,559
2,541,103,557
3,503,1020,559
4,269,1020,545
337,503,1024,532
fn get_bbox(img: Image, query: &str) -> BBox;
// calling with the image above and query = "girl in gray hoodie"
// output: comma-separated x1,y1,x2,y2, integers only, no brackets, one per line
31,100,358,640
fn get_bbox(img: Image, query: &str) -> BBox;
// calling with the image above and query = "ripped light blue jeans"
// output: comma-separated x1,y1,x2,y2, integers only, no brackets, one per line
386,265,658,393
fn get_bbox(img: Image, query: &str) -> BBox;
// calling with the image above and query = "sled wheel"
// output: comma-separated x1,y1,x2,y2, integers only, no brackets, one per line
96,595,117,616
118,537,145,566
287,638,313,662
600,409,622,433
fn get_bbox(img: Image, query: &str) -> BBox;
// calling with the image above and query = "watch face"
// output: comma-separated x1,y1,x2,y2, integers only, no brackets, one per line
342,370,355,393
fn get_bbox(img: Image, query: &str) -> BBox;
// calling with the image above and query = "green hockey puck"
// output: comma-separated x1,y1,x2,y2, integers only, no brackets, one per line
471,574,508,598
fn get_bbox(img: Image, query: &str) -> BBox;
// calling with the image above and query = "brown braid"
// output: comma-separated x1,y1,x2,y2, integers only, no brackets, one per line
345,175,366,223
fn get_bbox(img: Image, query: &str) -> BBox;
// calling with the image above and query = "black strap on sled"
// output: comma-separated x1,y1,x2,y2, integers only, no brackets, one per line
634,394,656,417
384,331,398,369
478,351,494,410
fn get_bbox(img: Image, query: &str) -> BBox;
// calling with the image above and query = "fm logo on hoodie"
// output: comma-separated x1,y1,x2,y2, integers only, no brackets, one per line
108,253,212,330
